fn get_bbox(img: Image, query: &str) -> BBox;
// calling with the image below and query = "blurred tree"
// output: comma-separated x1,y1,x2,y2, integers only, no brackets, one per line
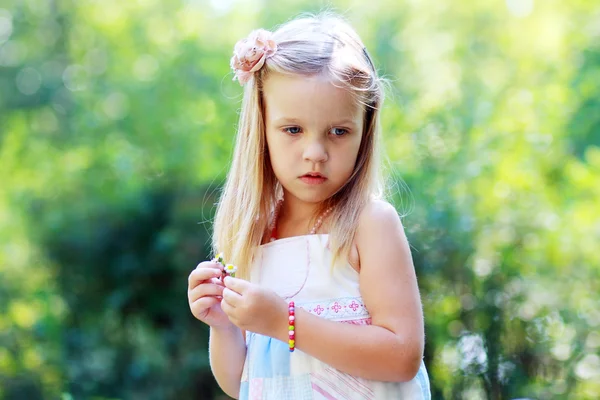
26,185,219,398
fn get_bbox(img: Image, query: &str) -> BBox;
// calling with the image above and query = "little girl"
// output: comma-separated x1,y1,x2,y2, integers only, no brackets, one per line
187,13,431,400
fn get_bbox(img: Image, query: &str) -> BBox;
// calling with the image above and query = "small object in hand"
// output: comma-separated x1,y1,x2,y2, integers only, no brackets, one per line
212,252,225,265
211,252,227,280
224,264,238,278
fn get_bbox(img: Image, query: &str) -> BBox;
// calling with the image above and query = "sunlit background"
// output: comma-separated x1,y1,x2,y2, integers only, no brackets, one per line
1,0,599,399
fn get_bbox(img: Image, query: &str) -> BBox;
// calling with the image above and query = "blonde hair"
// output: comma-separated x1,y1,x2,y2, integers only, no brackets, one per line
214,12,385,279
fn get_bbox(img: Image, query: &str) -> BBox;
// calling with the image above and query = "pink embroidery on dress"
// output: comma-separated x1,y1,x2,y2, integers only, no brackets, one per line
299,297,370,320
342,318,372,325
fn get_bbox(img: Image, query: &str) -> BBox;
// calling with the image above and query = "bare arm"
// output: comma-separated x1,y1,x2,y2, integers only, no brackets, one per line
209,326,246,398
271,200,425,381
187,263,247,398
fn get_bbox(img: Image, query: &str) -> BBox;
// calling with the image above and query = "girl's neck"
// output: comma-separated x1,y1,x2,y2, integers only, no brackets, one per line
278,191,322,225
280,201,319,229
270,196,332,240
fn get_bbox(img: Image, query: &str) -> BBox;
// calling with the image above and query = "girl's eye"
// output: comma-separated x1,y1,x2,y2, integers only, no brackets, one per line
284,126,301,135
330,127,348,136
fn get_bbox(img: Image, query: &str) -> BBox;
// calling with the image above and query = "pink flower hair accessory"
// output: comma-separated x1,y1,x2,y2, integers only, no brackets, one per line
230,29,277,85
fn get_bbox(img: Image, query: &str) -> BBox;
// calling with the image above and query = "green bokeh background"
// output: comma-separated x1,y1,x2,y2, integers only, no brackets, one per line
1,0,599,399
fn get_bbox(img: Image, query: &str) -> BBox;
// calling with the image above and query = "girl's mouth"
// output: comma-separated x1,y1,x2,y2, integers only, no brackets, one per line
300,174,327,185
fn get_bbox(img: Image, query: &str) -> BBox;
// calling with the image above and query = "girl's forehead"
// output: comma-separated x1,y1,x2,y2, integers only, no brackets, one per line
263,72,363,124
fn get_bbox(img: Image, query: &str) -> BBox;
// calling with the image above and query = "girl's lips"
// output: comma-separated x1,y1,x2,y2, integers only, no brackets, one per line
300,175,327,185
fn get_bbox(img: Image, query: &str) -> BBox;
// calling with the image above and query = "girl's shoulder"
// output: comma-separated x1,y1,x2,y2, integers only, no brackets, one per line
354,198,407,253
357,198,403,230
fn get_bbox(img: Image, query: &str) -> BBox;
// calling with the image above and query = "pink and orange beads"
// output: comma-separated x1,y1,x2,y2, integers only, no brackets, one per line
288,301,296,352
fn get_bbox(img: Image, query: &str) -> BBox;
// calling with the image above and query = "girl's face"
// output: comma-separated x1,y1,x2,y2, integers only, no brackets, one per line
263,72,364,207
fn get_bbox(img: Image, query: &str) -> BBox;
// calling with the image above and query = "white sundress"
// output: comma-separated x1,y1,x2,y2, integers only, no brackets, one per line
239,234,431,400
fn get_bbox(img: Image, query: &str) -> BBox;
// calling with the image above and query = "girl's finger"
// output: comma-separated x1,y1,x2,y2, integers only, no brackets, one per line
188,267,222,289
222,287,243,307
223,276,250,294
190,296,220,314
188,283,225,303
210,277,225,286
220,297,234,317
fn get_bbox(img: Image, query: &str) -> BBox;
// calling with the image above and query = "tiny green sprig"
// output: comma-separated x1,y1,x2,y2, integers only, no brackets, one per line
211,252,225,264
211,252,237,278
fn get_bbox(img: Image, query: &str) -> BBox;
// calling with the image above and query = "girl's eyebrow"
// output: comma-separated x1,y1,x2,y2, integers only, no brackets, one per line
330,119,359,127
272,117,302,125
272,117,359,126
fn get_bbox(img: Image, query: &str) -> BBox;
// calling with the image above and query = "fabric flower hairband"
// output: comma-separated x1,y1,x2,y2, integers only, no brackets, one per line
211,252,238,278
230,29,277,86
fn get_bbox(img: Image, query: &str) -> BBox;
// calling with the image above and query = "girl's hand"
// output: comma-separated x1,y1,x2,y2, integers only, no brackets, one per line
221,276,288,338
187,261,233,329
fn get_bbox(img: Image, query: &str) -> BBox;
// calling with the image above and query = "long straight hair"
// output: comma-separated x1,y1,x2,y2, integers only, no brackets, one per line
214,12,385,279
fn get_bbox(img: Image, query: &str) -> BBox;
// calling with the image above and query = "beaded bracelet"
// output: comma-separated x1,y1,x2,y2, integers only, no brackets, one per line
288,301,295,352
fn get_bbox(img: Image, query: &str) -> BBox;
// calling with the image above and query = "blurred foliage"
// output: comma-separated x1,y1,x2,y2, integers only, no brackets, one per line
1,0,599,399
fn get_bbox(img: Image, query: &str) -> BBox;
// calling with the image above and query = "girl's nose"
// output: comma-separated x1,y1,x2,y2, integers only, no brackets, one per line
303,139,328,163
